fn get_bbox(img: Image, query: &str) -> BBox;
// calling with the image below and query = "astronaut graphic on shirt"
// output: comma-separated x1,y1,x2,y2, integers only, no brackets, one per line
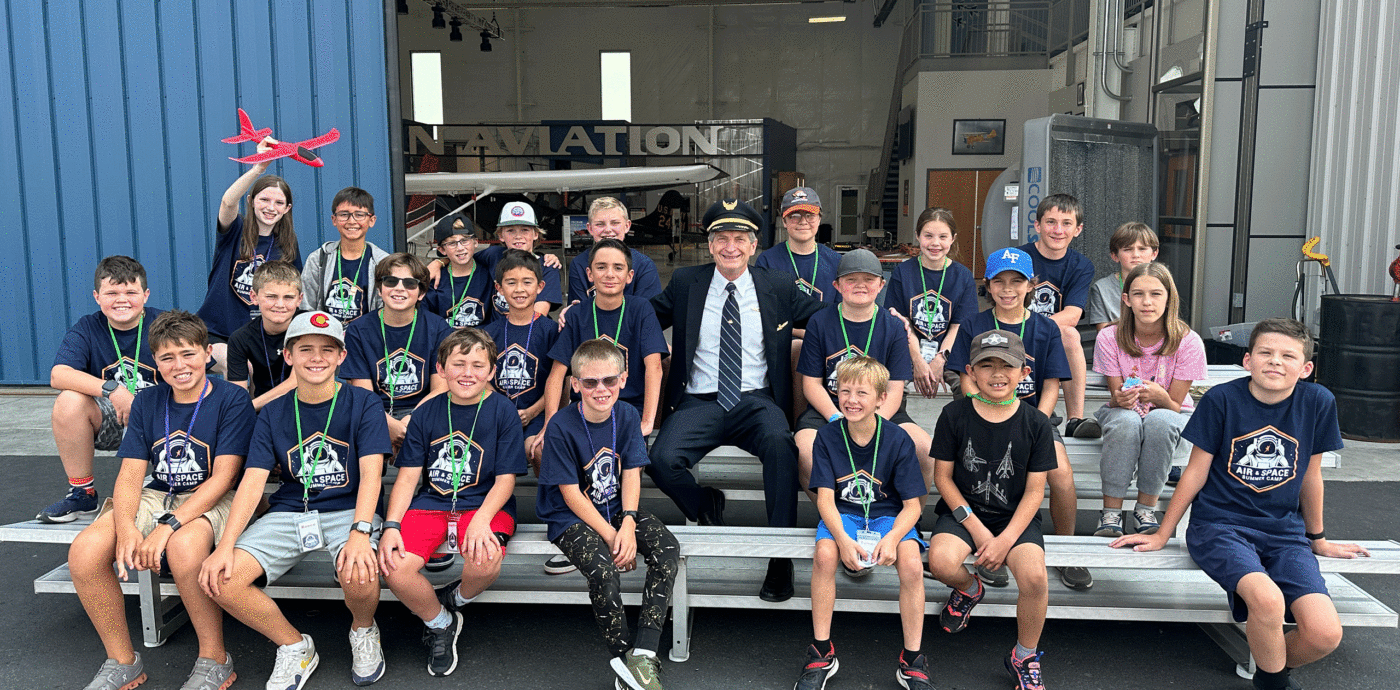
837,469,883,507
290,434,350,491
153,431,211,490
449,298,486,329
911,292,950,341
231,255,266,307
325,278,365,322
426,433,482,494
105,359,157,392
496,345,537,399
378,350,425,399
1228,426,1299,492
583,447,618,505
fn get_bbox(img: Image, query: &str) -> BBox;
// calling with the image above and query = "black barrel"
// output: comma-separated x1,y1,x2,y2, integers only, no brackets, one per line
1317,295,1400,442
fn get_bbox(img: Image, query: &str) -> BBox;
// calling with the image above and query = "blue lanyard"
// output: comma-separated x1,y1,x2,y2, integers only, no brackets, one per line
578,405,618,522
162,380,211,498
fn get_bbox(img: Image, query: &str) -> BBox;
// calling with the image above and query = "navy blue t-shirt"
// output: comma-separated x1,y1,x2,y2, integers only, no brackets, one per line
1183,379,1343,534
809,418,926,521
883,257,978,350
54,308,166,391
929,396,1058,519
797,306,913,402
567,249,664,305
1018,242,1094,317
947,310,1070,409
475,245,564,316
424,263,494,329
117,378,256,494
342,308,454,415
547,296,668,409
484,314,559,414
247,384,392,513
537,401,650,541
196,215,303,339
396,391,528,514
752,243,844,304
323,252,371,324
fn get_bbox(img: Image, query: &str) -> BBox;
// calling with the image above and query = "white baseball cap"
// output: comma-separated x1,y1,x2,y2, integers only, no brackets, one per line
497,201,539,228
283,311,346,348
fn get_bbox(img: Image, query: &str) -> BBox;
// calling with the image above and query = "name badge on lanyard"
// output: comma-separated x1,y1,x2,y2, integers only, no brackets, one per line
295,511,324,553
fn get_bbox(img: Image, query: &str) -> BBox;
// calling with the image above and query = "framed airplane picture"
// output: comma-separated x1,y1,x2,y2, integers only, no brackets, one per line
951,119,1005,155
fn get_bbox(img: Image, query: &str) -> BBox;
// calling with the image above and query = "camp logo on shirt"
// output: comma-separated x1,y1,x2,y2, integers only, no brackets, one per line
231,254,267,306
325,278,365,322
448,297,486,328
287,432,351,492
377,349,427,399
910,291,951,339
824,346,867,394
492,291,510,315
102,359,158,391
836,469,885,506
152,430,211,491
582,446,619,506
1016,353,1037,399
1227,426,1299,492
495,344,538,399
795,277,823,300
1029,282,1060,316
426,432,483,495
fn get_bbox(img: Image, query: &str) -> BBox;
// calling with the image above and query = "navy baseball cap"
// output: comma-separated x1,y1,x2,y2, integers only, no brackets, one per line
781,187,821,216
434,213,472,243
984,247,1034,280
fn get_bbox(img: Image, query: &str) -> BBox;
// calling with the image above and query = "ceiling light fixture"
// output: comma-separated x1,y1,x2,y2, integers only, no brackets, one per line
808,16,846,23
480,30,493,52
449,18,462,41
431,4,446,28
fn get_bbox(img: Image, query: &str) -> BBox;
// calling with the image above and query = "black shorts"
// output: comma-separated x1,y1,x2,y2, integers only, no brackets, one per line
797,399,918,432
932,511,1045,552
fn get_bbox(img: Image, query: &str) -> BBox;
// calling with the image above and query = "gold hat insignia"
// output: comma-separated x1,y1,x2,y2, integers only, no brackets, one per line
722,200,738,211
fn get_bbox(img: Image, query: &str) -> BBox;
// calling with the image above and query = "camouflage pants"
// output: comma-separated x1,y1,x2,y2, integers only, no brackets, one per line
554,509,680,656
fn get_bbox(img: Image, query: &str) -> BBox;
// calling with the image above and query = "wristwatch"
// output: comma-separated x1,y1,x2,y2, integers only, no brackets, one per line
101,379,121,398
156,512,182,532
621,510,640,522
952,505,973,524
938,348,952,360
381,521,402,532
350,521,375,536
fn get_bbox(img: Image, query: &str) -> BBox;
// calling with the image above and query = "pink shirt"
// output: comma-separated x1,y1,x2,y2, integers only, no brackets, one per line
1093,325,1208,413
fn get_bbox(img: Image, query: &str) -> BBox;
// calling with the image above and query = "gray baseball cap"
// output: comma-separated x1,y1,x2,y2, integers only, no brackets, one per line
781,187,821,216
283,311,346,348
836,248,883,278
969,329,1026,367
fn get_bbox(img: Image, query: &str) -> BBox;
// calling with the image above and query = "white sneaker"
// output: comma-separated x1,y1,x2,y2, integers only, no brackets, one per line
349,622,386,685
266,635,318,690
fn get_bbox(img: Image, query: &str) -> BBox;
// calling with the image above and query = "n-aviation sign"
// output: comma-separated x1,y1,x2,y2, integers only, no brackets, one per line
407,121,724,159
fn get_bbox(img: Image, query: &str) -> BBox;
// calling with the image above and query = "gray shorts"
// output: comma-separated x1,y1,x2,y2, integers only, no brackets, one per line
94,396,124,451
235,509,381,584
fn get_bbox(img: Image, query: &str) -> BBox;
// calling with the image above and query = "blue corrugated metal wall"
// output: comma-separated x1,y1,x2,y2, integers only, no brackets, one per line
0,0,395,384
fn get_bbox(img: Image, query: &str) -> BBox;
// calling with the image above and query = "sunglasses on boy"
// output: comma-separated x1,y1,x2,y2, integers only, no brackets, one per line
576,375,621,390
381,276,421,290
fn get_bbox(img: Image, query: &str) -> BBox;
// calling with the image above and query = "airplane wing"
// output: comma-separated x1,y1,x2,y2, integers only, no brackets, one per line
296,128,341,150
230,146,292,164
404,163,727,196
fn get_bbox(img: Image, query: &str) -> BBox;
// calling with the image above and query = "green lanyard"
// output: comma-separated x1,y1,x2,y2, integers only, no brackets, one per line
839,416,883,528
379,309,419,415
335,247,366,313
969,392,1016,406
837,304,876,357
105,314,145,394
447,391,485,514
592,297,627,344
786,243,819,295
293,383,341,511
917,256,950,338
447,264,477,321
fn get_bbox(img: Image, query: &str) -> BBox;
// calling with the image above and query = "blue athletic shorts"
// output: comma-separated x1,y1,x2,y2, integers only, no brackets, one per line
1186,521,1328,623
816,513,927,551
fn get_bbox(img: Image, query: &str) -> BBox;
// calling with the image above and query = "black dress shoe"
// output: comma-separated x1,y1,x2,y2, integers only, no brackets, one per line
759,557,795,602
697,487,726,526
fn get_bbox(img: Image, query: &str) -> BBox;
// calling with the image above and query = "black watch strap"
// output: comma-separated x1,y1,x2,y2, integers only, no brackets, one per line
621,510,640,521
382,521,402,532
158,512,182,532
1306,530,1325,541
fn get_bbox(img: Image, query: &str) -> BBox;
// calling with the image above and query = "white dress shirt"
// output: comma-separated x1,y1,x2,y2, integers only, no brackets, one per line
687,268,768,394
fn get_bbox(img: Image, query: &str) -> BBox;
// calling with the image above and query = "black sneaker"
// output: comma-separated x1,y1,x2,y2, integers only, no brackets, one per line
976,563,1010,587
793,644,838,690
1004,648,1045,690
939,579,985,633
36,486,99,523
424,552,455,573
896,652,934,690
422,611,463,676
1058,566,1093,591
435,579,463,613
544,554,577,575
1065,417,1102,439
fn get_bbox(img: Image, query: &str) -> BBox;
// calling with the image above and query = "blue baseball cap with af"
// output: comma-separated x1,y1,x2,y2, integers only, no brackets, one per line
984,247,1034,280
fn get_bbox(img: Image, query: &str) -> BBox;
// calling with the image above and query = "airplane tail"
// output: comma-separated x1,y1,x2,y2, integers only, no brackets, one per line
221,108,270,144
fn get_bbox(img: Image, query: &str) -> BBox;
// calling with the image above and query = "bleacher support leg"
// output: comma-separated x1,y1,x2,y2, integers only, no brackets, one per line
1198,622,1255,679
669,556,691,662
137,569,187,648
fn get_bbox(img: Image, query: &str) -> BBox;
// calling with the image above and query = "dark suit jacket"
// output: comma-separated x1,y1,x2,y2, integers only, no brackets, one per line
651,263,828,418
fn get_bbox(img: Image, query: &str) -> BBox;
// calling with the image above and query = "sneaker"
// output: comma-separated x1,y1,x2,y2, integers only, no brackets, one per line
348,623,385,685
939,580,985,634
1005,649,1046,690
1166,466,1182,486
1058,566,1093,591
180,654,235,690
544,554,577,575
976,563,1009,587
1133,508,1161,535
424,552,455,573
435,578,463,612
841,562,872,578
267,635,318,690
423,612,463,676
1093,511,1124,537
83,653,146,690
896,652,933,690
1065,417,1102,439
37,486,99,523
793,644,838,690
610,651,664,690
